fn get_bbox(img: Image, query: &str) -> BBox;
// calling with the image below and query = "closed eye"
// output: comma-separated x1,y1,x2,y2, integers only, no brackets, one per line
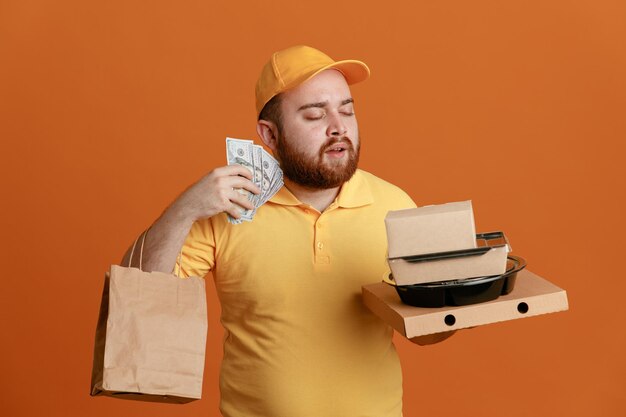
303,110,326,120
340,99,354,116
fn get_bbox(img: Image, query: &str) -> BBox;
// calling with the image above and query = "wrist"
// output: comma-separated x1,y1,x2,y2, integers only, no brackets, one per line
164,195,200,228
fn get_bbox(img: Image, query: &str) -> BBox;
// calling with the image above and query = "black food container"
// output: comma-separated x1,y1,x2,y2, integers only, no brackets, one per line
387,255,527,308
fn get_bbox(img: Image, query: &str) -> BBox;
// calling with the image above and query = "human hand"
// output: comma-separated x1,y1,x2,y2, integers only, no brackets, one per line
409,330,457,346
175,165,261,221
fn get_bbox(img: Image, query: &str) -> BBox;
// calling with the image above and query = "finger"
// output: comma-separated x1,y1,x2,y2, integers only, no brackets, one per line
225,203,244,219
217,164,254,180
230,190,255,211
226,201,253,219
229,177,261,195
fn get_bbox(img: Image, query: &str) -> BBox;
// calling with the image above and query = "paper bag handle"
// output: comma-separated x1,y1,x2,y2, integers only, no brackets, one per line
127,229,148,270
127,228,184,277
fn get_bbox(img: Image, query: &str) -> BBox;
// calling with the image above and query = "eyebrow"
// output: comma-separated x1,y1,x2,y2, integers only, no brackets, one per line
297,98,354,111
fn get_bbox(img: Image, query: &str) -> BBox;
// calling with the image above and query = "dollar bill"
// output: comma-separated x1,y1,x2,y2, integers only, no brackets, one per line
259,150,283,206
225,137,283,224
251,145,264,207
226,137,256,223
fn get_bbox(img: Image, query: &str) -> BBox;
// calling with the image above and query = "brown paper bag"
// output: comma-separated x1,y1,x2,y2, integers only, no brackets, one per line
90,231,207,403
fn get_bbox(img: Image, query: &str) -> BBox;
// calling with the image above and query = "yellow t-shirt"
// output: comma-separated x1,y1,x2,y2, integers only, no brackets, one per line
177,169,415,417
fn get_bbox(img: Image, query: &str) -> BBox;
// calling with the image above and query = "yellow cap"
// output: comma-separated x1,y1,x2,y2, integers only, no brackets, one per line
255,45,370,117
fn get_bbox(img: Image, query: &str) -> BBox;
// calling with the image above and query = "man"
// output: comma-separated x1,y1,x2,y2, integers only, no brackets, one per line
123,45,453,417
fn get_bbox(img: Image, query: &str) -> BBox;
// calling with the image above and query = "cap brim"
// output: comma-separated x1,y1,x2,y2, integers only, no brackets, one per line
307,59,371,86
257,58,371,117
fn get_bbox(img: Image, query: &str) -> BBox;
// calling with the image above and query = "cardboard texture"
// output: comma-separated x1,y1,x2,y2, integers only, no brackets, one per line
362,269,568,338
91,265,208,403
385,201,476,258
388,243,509,285
385,201,510,285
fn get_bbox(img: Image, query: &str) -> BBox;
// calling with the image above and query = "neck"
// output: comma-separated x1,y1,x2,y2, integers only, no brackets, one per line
283,178,341,212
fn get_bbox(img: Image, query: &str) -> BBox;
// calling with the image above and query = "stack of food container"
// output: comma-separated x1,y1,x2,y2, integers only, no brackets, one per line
384,201,526,307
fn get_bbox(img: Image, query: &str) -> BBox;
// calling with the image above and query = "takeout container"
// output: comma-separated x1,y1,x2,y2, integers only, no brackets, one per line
386,201,477,257
372,200,568,336
388,255,526,308
387,231,511,285
385,201,510,285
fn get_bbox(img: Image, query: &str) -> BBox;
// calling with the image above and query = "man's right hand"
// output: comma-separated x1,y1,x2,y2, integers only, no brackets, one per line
176,165,261,222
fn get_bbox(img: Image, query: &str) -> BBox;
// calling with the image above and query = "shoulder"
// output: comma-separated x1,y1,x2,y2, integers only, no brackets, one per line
356,169,416,209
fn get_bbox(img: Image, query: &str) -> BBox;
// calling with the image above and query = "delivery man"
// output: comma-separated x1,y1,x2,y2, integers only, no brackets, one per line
122,45,454,417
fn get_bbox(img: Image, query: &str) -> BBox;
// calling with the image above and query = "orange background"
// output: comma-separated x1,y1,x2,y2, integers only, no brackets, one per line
1,1,625,416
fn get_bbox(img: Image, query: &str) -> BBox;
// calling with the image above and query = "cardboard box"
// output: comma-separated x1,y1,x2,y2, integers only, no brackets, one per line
387,233,509,285
385,201,476,258
362,269,568,338
385,201,509,285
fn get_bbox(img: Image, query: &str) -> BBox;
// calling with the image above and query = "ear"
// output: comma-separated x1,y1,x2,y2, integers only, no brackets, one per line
256,119,279,152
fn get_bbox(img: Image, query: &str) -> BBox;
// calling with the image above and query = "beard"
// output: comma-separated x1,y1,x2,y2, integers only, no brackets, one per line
275,133,360,189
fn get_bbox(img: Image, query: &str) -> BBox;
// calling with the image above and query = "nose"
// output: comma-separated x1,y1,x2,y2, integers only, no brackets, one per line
326,111,347,137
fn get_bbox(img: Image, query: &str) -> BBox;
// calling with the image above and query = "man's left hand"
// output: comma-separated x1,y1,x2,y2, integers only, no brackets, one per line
409,330,457,346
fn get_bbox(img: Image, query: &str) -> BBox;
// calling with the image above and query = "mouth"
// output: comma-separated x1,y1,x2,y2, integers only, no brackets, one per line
324,142,350,157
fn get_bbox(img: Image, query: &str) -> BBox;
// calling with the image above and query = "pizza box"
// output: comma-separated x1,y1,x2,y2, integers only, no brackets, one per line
362,269,568,338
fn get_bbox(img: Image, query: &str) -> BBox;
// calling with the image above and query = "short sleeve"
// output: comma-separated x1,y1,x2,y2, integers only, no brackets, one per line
174,218,216,278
